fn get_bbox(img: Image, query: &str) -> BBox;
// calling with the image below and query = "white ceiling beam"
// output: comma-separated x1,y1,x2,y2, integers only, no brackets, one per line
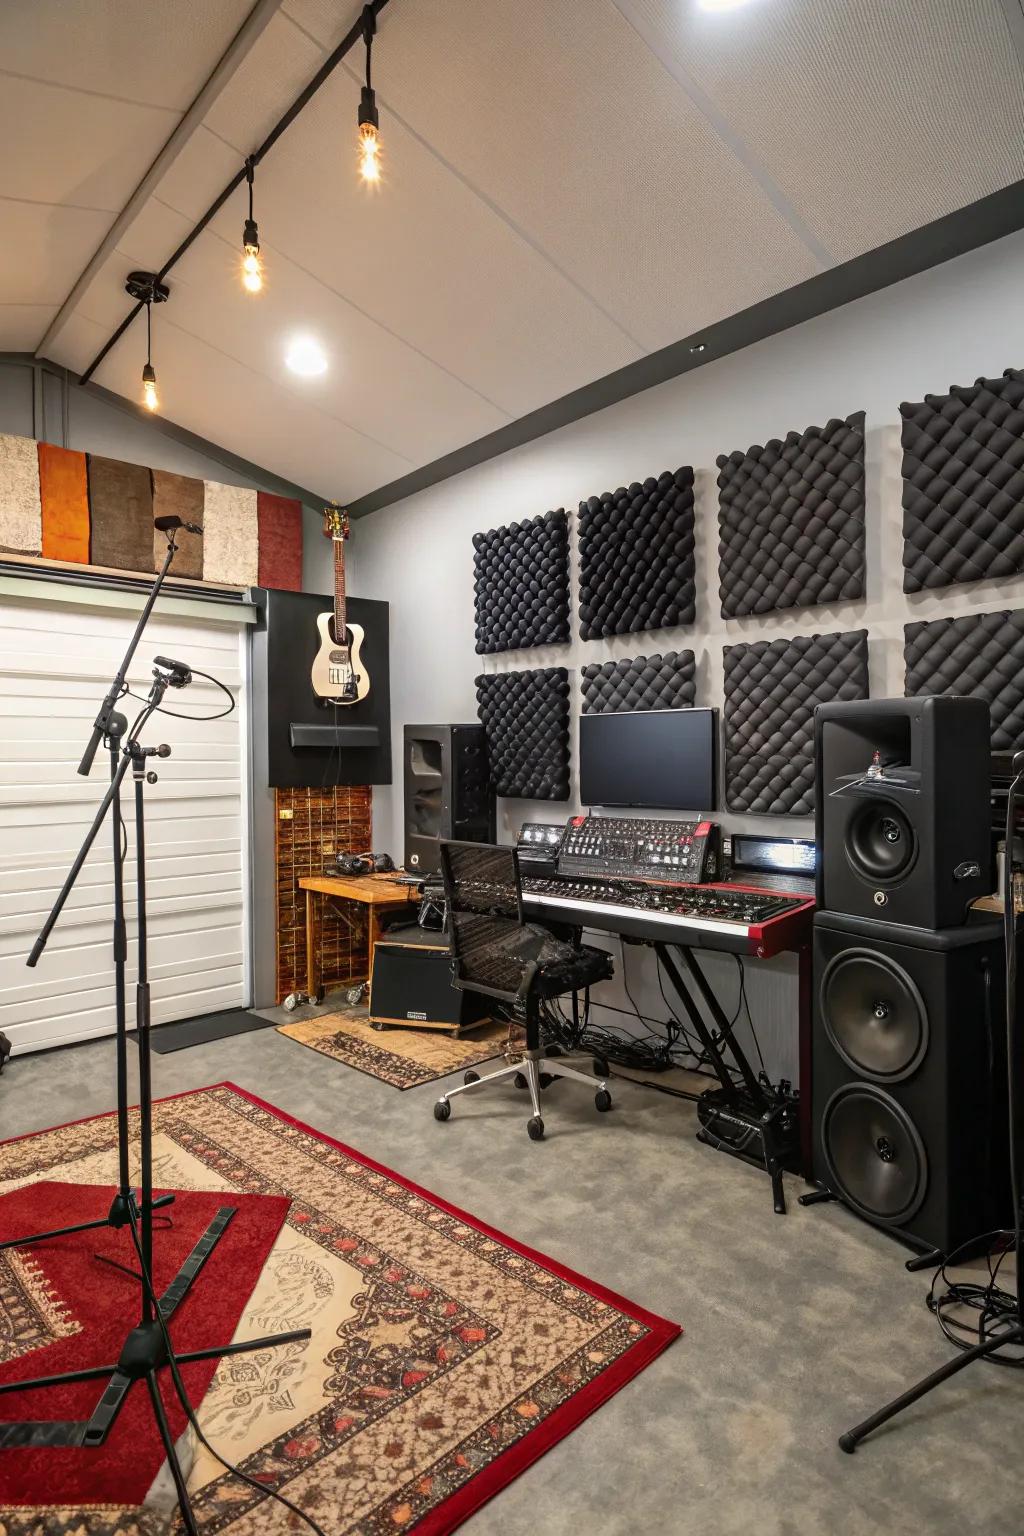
35,0,285,360
995,0,1024,69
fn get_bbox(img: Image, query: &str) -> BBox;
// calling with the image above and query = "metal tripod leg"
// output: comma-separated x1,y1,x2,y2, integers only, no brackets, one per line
146,1370,199,1536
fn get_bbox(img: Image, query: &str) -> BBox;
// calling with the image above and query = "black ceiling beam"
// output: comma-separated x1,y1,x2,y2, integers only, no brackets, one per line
346,176,1024,519
79,0,390,388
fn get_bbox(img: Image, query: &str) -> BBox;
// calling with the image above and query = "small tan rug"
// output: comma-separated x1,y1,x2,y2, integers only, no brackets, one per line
277,1007,519,1088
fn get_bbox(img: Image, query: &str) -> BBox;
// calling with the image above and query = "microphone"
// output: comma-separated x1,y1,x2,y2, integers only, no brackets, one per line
154,515,203,535
154,654,193,686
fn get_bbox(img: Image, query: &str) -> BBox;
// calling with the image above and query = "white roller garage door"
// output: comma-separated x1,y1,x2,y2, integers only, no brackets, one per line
0,588,250,1054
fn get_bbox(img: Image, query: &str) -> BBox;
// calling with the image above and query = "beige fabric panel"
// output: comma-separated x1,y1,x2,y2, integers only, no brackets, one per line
201,479,258,587
0,433,41,554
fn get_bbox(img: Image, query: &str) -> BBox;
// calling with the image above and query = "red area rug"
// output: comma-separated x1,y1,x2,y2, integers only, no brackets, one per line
1,1086,680,1534
0,1178,290,1510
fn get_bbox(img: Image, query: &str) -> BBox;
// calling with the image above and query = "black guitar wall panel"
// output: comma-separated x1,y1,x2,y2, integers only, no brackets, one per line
901,369,1024,592
905,609,1024,750
475,667,570,800
723,629,869,815
578,468,695,640
717,413,866,617
473,509,570,654
580,651,696,714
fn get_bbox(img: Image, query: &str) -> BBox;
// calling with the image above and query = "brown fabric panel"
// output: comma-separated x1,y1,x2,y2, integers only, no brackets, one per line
87,456,154,573
257,491,303,590
38,443,89,564
151,468,204,579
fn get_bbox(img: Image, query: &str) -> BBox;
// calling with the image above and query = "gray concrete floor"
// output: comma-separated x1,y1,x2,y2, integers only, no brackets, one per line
3,999,1022,1536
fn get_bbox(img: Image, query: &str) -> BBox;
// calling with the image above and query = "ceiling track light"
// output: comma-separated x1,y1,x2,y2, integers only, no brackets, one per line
125,271,168,412
242,156,263,293
358,7,381,184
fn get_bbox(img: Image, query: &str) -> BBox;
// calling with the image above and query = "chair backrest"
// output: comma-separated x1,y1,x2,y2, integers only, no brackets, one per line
438,841,539,1001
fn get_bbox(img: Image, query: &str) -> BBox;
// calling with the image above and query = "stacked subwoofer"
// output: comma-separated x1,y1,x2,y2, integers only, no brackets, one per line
812,697,1009,1254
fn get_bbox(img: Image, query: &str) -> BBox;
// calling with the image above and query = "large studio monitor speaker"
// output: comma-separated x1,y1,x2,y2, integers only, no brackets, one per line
404,724,495,875
812,911,1009,1255
815,696,992,930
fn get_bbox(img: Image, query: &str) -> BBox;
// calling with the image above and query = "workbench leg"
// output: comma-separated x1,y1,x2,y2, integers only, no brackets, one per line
306,888,320,1003
367,908,382,1004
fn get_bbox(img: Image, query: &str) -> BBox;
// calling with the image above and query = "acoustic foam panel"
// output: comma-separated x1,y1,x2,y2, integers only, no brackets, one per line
716,412,866,617
475,667,570,800
473,509,570,654
257,491,304,592
0,432,41,554
203,480,259,587
38,442,89,565
578,468,695,640
580,651,696,714
901,368,1024,593
151,468,203,580
905,610,1024,751
723,629,869,815
88,455,153,573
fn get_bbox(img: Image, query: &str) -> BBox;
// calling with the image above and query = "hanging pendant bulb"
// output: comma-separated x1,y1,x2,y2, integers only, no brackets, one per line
241,158,263,292
142,362,159,412
357,13,381,186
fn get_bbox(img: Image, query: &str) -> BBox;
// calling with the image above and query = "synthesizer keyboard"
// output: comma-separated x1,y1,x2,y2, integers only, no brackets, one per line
521,875,814,958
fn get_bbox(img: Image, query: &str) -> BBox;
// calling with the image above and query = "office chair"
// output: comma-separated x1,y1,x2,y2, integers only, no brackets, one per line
433,841,615,1140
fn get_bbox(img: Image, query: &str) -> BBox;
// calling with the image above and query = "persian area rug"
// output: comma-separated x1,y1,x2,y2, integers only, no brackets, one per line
0,1176,290,1515
1,1085,680,1534
277,1008,521,1089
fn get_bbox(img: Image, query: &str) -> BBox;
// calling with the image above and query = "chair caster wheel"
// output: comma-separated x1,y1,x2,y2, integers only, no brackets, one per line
283,993,301,1012
527,1116,545,1141
544,1044,563,1058
513,1072,528,1090
345,985,365,1006
370,1020,388,1032
538,1072,554,1090
434,1100,451,1122
463,1070,480,1086
592,1056,609,1078
595,1089,612,1113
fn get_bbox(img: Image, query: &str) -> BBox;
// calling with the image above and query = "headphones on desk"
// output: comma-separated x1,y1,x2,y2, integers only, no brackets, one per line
335,850,395,877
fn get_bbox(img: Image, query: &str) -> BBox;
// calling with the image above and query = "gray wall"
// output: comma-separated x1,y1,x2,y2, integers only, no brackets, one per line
343,227,1024,1082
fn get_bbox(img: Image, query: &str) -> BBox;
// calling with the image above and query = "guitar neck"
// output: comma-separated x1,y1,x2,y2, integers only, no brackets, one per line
333,537,347,636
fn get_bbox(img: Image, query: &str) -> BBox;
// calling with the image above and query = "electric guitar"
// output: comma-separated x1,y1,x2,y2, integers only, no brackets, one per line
311,505,370,706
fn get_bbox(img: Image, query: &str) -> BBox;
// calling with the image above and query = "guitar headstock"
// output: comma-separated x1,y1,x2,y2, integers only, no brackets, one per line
323,504,350,542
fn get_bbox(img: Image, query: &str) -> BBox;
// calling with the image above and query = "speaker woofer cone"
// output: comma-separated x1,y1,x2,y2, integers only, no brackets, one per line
821,1085,927,1225
846,798,916,883
820,949,928,1082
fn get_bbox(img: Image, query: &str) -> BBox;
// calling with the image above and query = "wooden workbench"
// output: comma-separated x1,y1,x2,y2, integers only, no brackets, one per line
298,873,419,1002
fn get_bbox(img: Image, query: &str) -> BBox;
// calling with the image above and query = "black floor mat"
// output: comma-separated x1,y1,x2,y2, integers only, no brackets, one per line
150,1009,278,1054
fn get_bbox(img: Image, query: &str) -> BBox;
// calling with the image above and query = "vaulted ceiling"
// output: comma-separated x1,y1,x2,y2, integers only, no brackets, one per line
3,0,1023,504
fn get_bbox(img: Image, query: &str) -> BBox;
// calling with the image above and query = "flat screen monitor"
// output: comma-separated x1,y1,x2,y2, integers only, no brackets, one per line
579,708,718,811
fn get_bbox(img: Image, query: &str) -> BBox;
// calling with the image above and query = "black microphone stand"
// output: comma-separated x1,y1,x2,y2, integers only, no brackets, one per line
0,530,310,1533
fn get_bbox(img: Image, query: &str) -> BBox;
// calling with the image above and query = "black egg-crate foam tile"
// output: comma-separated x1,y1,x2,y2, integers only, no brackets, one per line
472,508,570,654
475,667,570,800
580,651,695,714
578,467,695,640
716,412,865,618
723,629,869,814
901,368,1024,593
905,608,1024,750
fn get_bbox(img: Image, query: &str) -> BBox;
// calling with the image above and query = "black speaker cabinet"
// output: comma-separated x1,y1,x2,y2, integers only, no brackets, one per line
815,696,992,930
369,938,490,1031
812,911,1009,1255
404,724,495,875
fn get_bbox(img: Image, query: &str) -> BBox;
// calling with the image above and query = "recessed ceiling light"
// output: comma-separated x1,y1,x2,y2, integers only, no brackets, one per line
698,0,760,12
285,335,328,377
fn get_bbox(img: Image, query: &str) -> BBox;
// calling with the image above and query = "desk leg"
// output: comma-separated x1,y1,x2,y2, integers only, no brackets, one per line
797,943,812,1178
367,908,382,995
306,889,321,1003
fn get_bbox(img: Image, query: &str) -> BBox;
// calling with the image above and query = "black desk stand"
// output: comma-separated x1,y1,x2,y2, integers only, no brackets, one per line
0,532,310,1534
656,942,800,1215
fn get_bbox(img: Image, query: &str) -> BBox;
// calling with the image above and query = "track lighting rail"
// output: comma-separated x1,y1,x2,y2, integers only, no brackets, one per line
79,0,390,388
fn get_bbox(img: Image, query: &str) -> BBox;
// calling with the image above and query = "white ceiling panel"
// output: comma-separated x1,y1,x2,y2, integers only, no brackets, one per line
344,0,824,351
56,305,411,501
0,0,256,111
199,10,325,155
622,0,1024,260
0,74,178,211
0,201,113,308
0,305,58,351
